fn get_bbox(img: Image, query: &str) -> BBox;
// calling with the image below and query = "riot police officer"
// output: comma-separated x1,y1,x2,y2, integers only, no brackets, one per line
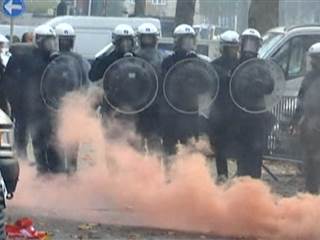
136,23,163,73
55,23,90,82
135,23,164,152
209,30,240,181
239,28,262,63
234,28,275,178
89,24,135,82
160,24,200,155
5,24,61,172
55,22,90,172
291,43,320,194
55,22,76,52
162,24,198,73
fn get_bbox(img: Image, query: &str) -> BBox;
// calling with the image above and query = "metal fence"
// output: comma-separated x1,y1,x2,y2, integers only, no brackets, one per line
265,96,303,163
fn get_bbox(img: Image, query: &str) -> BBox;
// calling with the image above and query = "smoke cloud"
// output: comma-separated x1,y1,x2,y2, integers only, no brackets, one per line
9,89,320,239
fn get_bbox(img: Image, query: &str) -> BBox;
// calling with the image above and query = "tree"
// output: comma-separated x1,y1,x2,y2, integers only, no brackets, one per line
106,0,126,16
134,0,146,17
175,0,197,26
248,0,279,34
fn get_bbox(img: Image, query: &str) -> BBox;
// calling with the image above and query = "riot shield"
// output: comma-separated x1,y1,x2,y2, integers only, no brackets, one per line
102,56,158,114
41,54,84,110
229,58,285,114
163,58,219,115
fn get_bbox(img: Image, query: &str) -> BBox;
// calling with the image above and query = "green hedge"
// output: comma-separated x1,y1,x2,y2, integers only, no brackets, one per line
24,0,58,13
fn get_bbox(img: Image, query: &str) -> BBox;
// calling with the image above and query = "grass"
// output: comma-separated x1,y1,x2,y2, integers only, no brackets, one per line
24,0,59,13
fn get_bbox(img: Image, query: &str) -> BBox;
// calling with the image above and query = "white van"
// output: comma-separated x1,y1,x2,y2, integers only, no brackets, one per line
45,16,162,60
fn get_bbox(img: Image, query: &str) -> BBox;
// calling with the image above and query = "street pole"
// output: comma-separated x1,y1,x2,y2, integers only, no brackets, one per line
73,0,77,15
88,0,92,16
10,16,13,44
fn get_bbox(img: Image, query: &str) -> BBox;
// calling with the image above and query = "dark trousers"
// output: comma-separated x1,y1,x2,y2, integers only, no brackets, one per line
30,116,65,173
209,135,229,177
13,113,28,159
160,114,199,156
237,146,263,178
304,155,320,194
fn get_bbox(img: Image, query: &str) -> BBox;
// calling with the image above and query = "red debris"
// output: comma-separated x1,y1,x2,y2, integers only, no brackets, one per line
5,217,48,240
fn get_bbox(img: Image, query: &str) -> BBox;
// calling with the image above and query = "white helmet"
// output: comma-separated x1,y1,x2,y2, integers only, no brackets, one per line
240,28,262,55
55,23,75,37
220,30,240,45
0,34,8,44
173,24,196,37
308,42,320,57
112,24,135,43
33,25,57,52
137,23,159,35
241,28,261,39
34,24,56,37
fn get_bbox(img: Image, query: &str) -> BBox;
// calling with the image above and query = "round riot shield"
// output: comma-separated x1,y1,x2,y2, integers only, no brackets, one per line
103,57,158,114
41,54,84,110
229,58,285,114
163,58,219,115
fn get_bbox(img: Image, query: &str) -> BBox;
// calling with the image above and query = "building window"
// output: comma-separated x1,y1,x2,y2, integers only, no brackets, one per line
129,0,135,4
152,0,166,5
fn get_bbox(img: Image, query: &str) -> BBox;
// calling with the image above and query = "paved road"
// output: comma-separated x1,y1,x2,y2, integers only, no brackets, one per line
6,207,236,240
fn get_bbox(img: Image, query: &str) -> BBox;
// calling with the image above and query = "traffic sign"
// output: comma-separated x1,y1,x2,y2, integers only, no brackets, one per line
3,0,25,17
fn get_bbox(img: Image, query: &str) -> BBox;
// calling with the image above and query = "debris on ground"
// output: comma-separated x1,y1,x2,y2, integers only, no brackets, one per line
6,217,49,240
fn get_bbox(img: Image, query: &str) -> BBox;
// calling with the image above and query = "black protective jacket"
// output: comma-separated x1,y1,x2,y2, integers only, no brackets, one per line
89,50,134,82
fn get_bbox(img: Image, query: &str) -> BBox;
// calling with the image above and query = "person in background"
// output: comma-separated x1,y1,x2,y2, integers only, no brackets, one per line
57,0,68,16
291,42,320,194
5,35,20,43
21,32,33,43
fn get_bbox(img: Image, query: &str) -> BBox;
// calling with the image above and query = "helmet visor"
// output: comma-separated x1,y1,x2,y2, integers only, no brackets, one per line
42,36,58,53
178,35,196,52
242,36,261,54
119,37,134,53
59,36,75,51
140,35,157,48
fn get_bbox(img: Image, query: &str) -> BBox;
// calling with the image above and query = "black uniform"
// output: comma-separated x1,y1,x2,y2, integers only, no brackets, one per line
292,69,320,193
89,50,131,82
53,50,90,172
4,43,35,159
90,49,135,112
135,48,164,151
160,51,199,155
234,58,275,178
4,44,63,173
208,55,239,177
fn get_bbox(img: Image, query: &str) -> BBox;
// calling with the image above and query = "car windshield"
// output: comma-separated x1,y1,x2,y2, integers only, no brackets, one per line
259,32,284,58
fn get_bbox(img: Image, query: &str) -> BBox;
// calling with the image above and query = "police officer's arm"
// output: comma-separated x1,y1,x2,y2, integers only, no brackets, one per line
292,77,308,126
89,56,109,82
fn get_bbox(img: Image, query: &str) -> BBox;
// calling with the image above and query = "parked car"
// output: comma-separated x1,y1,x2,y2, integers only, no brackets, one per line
259,25,320,161
0,109,19,239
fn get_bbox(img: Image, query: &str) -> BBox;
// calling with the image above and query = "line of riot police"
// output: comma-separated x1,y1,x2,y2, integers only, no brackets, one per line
0,21,285,184
2,23,89,174
89,23,283,182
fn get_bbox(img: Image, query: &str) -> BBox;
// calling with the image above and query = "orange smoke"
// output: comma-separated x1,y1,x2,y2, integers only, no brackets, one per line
10,90,320,239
